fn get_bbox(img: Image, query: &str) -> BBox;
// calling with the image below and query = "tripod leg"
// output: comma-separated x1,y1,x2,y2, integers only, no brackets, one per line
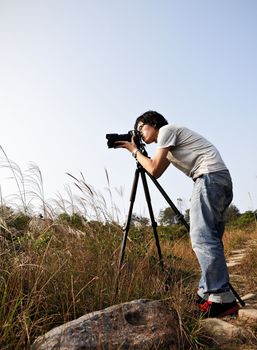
228,282,245,307
140,169,164,271
114,167,140,298
146,172,190,231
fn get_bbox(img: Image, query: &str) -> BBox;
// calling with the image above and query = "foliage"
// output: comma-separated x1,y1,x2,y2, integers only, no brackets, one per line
158,207,177,225
130,213,150,227
0,205,31,232
227,210,257,228
224,203,240,223
7,212,31,231
158,224,188,240
57,212,86,230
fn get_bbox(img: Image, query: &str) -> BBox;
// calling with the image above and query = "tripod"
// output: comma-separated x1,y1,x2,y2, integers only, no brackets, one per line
114,157,245,307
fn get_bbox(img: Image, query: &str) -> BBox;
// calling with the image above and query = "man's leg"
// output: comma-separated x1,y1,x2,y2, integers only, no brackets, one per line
190,171,238,317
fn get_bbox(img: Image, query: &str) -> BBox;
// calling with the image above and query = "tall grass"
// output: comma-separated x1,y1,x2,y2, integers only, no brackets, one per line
0,151,256,349
1,217,203,349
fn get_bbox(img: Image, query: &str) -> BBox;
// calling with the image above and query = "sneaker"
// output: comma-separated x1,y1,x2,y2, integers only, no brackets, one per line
198,300,239,318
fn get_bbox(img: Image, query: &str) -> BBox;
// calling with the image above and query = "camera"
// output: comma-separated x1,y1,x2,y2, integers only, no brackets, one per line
106,130,142,149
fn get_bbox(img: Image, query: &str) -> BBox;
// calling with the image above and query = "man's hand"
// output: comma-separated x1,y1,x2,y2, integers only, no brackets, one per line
114,138,170,178
114,137,138,154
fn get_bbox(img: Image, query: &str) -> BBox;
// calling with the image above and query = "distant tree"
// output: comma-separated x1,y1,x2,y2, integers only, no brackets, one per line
158,207,176,226
224,204,240,223
235,210,257,226
131,213,149,227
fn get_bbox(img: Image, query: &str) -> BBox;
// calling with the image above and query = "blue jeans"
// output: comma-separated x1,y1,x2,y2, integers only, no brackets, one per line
190,170,233,295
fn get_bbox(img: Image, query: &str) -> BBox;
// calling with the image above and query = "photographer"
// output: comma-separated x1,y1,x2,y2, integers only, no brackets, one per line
115,110,239,318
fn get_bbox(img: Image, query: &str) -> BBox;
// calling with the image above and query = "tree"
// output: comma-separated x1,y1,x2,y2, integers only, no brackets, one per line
158,207,176,226
224,204,240,223
131,213,149,227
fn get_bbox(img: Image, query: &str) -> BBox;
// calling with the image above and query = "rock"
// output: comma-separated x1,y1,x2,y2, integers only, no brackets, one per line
238,308,257,323
242,293,257,301
227,261,240,267
230,249,247,254
199,318,250,346
32,299,180,350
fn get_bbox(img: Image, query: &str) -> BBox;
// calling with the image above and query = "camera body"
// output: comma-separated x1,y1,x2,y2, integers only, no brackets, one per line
106,130,142,149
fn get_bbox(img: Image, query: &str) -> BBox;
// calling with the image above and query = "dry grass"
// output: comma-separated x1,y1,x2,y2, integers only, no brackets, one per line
2,217,256,349
0,204,202,349
0,152,256,349
226,225,257,294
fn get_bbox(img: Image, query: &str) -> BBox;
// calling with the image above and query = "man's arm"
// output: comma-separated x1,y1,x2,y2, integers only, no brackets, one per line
115,140,170,178
135,147,170,178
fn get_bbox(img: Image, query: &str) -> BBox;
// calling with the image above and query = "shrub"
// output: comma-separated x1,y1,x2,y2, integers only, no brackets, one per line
57,213,86,230
228,210,257,229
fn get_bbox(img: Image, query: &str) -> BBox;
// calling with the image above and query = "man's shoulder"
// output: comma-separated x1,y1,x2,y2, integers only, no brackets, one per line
160,124,182,132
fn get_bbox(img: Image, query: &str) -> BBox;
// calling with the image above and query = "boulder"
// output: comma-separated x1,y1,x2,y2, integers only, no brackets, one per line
32,299,180,350
199,318,250,346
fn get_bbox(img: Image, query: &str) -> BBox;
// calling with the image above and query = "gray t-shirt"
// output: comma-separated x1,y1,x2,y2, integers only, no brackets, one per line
157,124,228,180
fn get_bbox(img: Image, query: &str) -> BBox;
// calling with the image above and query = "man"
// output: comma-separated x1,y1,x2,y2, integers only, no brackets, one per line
115,110,239,318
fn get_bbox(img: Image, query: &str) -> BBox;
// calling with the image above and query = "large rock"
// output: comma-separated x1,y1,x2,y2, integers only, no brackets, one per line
199,318,250,346
32,299,180,350
239,308,257,323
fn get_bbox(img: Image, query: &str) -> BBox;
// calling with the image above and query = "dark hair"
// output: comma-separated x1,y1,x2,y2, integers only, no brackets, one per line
134,111,168,130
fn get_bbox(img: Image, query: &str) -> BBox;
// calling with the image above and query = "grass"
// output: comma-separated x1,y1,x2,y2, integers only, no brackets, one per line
0,219,195,349
0,151,256,349
1,215,256,349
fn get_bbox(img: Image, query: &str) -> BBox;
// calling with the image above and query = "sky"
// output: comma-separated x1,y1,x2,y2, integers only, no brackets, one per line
0,0,257,222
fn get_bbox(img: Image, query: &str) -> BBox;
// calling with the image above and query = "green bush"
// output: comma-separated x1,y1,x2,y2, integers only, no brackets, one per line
227,210,257,229
158,224,188,240
7,212,31,232
58,212,86,230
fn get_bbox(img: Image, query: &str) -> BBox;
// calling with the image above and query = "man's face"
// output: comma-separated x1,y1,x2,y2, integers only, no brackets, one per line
137,122,158,144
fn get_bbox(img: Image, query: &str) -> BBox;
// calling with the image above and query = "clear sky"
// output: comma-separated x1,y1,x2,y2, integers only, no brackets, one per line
0,0,256,222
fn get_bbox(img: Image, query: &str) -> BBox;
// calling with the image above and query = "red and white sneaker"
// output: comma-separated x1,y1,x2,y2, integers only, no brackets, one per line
198,300,239,318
